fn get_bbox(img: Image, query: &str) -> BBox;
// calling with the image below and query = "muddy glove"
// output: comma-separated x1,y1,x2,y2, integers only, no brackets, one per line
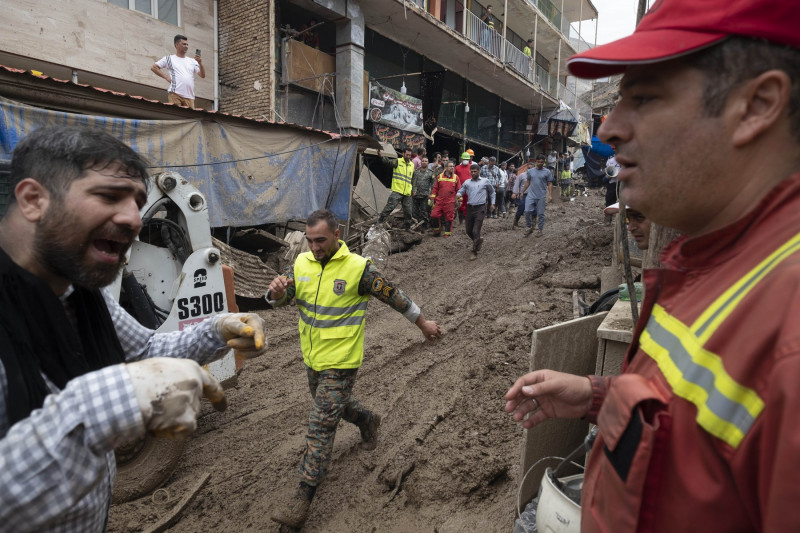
217,313,267,359
126,358,226,439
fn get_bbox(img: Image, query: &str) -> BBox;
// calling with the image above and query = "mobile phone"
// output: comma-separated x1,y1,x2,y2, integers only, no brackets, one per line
195,48,201,56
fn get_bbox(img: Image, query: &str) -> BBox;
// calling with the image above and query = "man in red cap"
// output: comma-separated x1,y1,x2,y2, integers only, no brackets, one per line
506,0,800,530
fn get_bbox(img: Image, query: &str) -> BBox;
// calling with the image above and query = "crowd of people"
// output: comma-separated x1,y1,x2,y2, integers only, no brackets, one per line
376,145,579,258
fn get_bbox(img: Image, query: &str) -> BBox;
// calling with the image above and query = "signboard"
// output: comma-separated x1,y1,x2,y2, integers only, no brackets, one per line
367,81,423,134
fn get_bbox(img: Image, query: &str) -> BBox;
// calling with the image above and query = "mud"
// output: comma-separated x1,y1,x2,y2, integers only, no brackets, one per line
109,191,612,532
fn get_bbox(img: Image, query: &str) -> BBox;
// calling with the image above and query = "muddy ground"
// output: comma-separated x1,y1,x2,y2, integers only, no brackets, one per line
109,190,612,532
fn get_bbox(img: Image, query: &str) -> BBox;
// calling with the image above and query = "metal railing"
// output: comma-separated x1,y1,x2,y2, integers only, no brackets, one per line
505,42,533,81
465,10,503,60
459,6,593,110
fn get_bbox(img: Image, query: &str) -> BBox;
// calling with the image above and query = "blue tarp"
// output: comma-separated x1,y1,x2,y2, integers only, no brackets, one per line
0,97,359,227
581,144,607,186
590,135,615,158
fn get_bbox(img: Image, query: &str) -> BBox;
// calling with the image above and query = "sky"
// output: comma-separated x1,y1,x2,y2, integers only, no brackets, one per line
590,0,641,45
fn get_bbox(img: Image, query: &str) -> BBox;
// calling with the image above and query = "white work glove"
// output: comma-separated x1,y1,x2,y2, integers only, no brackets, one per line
217,313,268,359
126,358,226,439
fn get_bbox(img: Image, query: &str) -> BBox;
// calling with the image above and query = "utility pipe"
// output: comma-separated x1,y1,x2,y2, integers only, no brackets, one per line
213,0,219,111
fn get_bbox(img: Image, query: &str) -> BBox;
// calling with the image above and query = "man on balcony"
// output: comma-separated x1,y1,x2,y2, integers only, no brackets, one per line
523,39,533,79
480,5,497,56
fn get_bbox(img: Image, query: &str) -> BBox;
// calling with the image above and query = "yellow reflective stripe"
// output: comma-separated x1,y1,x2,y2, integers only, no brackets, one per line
691,231,800,343
641,304,764,448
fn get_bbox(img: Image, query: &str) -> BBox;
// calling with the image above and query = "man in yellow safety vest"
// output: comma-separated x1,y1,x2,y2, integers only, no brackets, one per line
378,147,415,230
266,209,441,529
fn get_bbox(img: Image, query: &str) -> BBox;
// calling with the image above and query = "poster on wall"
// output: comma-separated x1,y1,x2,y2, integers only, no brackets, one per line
367,81,423,134
372,124,425,152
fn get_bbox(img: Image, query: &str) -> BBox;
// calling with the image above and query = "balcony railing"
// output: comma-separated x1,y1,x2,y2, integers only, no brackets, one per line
403,2,592,113
465,10,504,60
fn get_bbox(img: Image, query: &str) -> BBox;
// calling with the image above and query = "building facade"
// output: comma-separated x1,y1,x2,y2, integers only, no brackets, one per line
0,0,596,158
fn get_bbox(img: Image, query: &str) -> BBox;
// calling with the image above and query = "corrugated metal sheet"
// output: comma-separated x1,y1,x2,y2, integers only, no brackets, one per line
0,97,358,226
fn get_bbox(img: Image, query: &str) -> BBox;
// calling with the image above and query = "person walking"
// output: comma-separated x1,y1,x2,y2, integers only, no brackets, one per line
453,152,473,225
151,34,205,109
506,163,518,210
457,163,495,259
506,0,800,530
510,164,528,229
378,147,415,230
429,160,459,237
411,156,435,229
497,161,509,217
480,157,501,218
267,209,440,529
521,154,553,237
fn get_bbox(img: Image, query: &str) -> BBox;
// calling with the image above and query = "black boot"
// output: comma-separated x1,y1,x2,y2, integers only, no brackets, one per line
271,482,316,529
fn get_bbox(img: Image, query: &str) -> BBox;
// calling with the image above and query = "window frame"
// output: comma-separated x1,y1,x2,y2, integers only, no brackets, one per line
108,0,180,26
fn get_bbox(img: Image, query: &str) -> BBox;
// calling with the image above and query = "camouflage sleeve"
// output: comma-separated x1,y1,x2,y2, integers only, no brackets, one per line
358,261,421,323
265,263,296,308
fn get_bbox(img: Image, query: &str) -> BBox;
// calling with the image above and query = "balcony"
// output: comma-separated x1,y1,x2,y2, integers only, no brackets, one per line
361,0,595,114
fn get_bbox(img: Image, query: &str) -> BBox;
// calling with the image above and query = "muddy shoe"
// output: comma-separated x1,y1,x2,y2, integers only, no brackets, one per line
359,413,382,450
536,229,543,238
271,489,312,529
475,237,484,252
470,252,478,261
524,227,533,237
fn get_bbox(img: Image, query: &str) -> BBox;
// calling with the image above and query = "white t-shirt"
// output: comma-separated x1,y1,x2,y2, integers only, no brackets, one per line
155,54,200,99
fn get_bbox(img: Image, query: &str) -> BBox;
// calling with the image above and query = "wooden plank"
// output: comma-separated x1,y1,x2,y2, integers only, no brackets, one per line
286,39,335,95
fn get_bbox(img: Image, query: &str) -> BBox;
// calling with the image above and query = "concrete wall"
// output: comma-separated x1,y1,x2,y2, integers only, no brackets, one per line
2,0,214,100
218,0,274,118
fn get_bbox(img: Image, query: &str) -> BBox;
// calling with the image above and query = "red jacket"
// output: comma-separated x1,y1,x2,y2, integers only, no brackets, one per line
430,171,459,205
454,163,472,213
583,175,800,532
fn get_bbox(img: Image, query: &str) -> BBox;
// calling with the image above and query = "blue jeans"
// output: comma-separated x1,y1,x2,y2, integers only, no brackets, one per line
524,196,546,230
515,194,527,218
496,188,506,214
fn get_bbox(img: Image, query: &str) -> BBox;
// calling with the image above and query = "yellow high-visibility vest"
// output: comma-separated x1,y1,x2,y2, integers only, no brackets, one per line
293,241,369,371
391,158,414,196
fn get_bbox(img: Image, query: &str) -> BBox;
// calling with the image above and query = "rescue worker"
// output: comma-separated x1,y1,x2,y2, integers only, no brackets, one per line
266,209,441,529
453,151,473,225
429,160,459,237
506,0,800,530
411,156,435,230
378,147,415,230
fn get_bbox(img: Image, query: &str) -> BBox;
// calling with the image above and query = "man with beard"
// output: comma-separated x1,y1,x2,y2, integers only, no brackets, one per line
456,163,495,260
266,208,440,529
521,154,553,237
506,0,800,530
429,160,459,236
0,126,267,532
411,156,435,229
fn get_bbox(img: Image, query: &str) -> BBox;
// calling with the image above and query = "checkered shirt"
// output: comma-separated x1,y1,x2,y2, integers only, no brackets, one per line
0,288,228,532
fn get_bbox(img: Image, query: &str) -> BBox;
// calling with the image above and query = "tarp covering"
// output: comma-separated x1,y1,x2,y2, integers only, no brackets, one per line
0,97,358,227
590,135,615,158
581,144,607,187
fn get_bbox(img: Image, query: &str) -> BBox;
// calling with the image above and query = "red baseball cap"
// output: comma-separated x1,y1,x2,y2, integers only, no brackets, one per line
568,0,800,79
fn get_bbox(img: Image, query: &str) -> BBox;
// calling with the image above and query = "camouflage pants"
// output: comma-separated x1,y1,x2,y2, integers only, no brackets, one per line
299,366,371,486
